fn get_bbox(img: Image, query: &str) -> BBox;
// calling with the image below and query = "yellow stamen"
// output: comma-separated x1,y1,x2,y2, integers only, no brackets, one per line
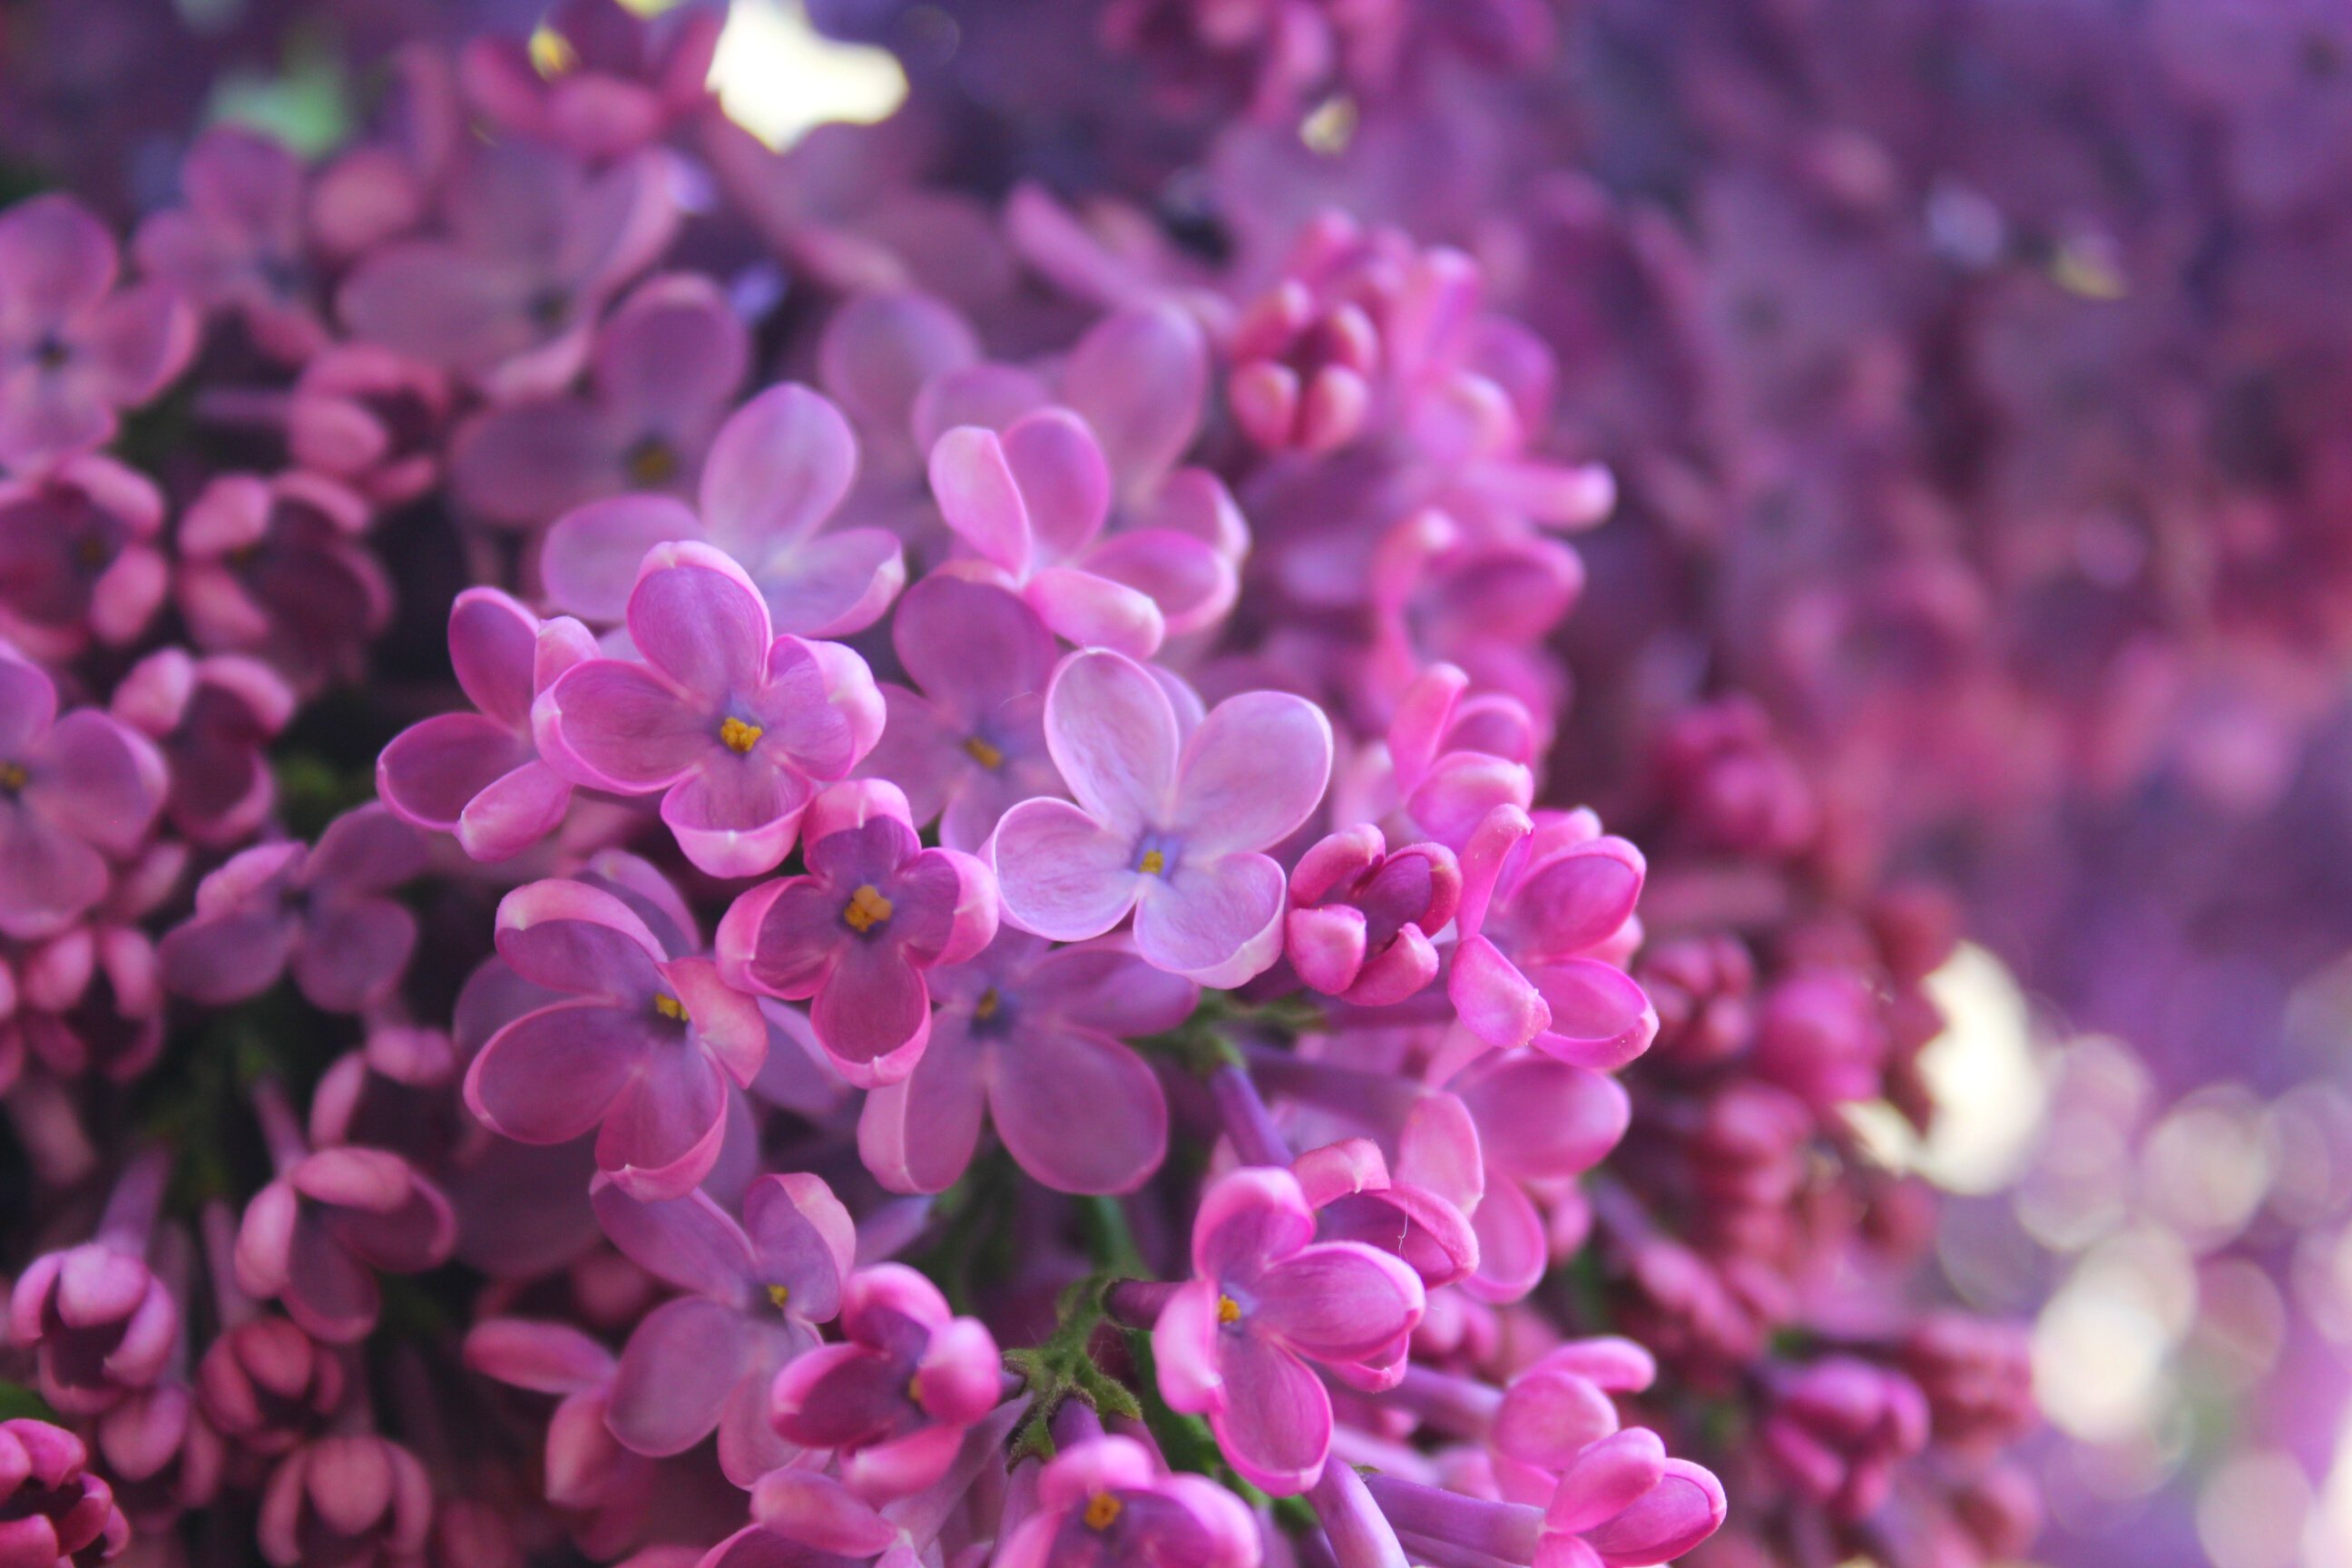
0,761,24,792
1217,1294,1241,1326
974,988,1000,1021
654,995,689,1024
1139,848,1167,876
528,23,577,76
844,885,895,933
767,1283,791,1309
720,717,764,754
962,735,1004,770
1083,1493,1123,1531
626,438,681,485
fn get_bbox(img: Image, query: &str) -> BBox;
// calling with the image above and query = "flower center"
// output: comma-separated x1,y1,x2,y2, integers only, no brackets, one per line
1083,1494,1122,1532
1217,1293,1242,1326
31,335,69,373
974,987,1000,1020
1140,848,1167,876
962,734,1004,769
767,1283,790,1309
625,436,680,486
0,760,26,792
653,994,689,1024
844,885,894,934
720,717,764,754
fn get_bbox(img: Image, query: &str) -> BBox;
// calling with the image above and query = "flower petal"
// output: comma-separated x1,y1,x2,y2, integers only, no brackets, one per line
1172,691,1332,857
988,1026,1168,1194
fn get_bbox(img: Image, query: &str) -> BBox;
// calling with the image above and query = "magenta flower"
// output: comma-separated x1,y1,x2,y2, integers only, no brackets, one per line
537,541,886,877
1759,1357,1930,1521
1377,661,1537,850
132,127,327,364
0,650,165,942
8,1154,176,1416
284,346,452,507
1286,824,1461,1004
768,1262,1002,1503
377,588,598,861
463,877,768,1200
0,193,194,470
539,383,903,638
1292,1122,1481,1294
255,1436,432,1568
234,1144,456,1345
460,0,723,161
927,406,1236,657
1750,968,1888,1112
1445,805,1655,1073
1450,1053,1631,1304
858,930,1187,1195
113,649,295,848
991,649,1331,987
1365,1427,1725,1568
854,575,1063,851
718,779,997,1085
157,805,425,1014
0,1419,130,1567
0,456,167,660
196,1316,345,1459
1152,1167,1424,1496
7,847,179,1083
173,472,392,691
995,1435,1260,1568
593,1172,853,1486
336,142,678,399
450,273,750,527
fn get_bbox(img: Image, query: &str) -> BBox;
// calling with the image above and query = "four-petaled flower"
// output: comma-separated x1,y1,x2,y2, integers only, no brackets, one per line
995,1435,1260,1568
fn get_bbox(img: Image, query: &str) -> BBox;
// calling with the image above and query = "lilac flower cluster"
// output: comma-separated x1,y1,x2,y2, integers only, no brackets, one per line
0,2,2141,1567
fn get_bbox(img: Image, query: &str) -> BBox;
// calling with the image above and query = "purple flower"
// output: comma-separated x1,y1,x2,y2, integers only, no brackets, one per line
8,1154,176,1416
451,273,750,528
234,1143,456,1346
284,346,452,507
0,456,167,660
853,575,1063,851
1450,1054,1630,1305
0,193,194,470
0,1418,130,1567
995,1435,1260,1568
858,930,1187,1195
718,780,997,1085
0,649,165,941
768,1262,1002,1503
113,649,295,848
1536,1429,1729,1568
173,472,392,691
157,805,425,1014
593,1172,853,1486
1286,824,1461,1004
539,383,904,639
255,1436,433,1568
1445,805,1655,1074
463,876,768,1200
536,541,885,878
7,847,180,1083
1152,1167,1424,1496
336,142,678,399
990,649,1331,987
1759,1357,1931,1521
132,127,327,364
927,406,1237,657
460,0,723,162
377,588,598,862
1750,968,1888,1112
1292,1120,1480,1294
1376,661,1536,850
196,1317,345,1459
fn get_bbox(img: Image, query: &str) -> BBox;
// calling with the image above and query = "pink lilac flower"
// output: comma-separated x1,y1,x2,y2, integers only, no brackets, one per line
8,1153,176,1416
536,540,885,877
0,1418,130,1566
172,472,391,691
461,1318,649,1548
255,1436,433,1568
284,345,452,507
1364,1427,1726,1567
592,1172,852,1486
112,649,295,848
0,193,194,470
1150,1167,1425,1495
336,142,678,399
858,929,1188,1194
156,804,424,1014
450,273,750,527
94,1379,224,1532
717,779,997,1084
1749,968,1889,1112
995,1434,1260,1568
539,383,903,637
1759,1358,1932,1522
377,587,598,861
1374,662,1538,850
132,126,327,364
927,407,1238,658
0,649,165,941
460,0,724,162
6,844,181,1083
197,1316,345,1459
1449,1054,1630,1304
1292,1120,1481,1293
768,1261,1002,1503
462,876,768,1201
0,456,167,659
853,575,1063,851
990,648,1332,987
1286,824,1461,1004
